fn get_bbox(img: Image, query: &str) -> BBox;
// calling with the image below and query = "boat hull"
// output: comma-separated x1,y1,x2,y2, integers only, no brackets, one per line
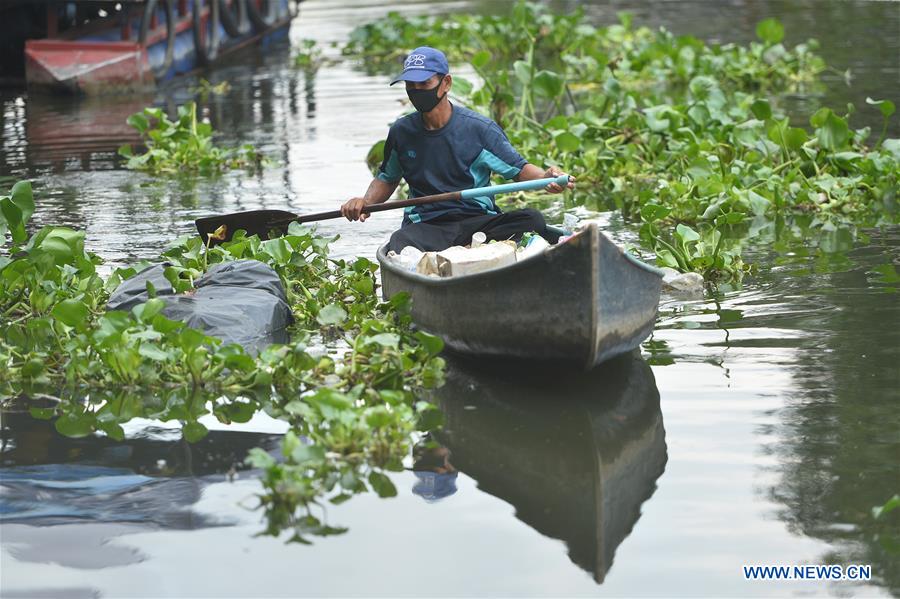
377,224,663,369
23,1,293,95
25,40,153,95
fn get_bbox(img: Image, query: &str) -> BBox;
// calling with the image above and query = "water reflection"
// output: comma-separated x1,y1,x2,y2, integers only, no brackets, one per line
428,352,666,584
762,227,900,593
1,410,281,551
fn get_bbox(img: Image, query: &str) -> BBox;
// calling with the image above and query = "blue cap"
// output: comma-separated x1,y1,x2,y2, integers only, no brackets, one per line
390,47,450,86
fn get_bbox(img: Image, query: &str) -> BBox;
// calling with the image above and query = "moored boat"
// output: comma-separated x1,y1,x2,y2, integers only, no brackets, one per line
5,0,298,95
377,223,665,369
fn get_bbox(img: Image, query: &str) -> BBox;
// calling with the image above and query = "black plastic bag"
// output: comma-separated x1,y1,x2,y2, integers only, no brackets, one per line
108,260,293,354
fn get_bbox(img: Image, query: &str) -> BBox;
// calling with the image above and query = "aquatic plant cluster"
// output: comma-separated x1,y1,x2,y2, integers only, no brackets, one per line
0,181,445,541
344,3,899,281
118,102,264,175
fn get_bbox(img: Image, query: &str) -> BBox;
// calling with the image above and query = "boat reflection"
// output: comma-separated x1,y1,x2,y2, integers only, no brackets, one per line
427,352,667,584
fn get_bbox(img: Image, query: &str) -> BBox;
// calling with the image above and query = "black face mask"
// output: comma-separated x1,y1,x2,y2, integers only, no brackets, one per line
407,76,447,113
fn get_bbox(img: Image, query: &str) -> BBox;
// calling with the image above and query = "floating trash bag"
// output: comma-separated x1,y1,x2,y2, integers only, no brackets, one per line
108,260,293,354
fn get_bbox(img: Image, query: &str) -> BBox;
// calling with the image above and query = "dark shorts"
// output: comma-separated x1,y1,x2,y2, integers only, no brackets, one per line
387,208,560,253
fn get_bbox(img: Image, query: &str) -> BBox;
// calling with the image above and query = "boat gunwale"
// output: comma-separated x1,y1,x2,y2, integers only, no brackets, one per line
375,224,663,287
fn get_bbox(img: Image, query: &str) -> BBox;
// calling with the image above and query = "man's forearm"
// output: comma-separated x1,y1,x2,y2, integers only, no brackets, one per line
514,163,548,182
363,178,399,205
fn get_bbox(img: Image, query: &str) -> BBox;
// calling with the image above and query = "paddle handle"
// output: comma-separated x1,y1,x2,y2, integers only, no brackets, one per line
460,175,569,199
271,175,571,226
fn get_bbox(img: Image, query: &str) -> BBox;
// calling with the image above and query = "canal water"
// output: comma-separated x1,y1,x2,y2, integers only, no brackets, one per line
1,0,898,596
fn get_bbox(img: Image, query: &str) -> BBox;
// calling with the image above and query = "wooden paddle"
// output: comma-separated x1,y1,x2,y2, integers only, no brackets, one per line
195,175,571,243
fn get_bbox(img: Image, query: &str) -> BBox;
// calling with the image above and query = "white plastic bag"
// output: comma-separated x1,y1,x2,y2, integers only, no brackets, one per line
517,235,550,261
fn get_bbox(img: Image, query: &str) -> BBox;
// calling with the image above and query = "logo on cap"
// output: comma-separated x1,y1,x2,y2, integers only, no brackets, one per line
404,54,426,69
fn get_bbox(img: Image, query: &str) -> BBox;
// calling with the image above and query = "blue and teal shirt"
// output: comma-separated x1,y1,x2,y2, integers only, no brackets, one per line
377,104,528,225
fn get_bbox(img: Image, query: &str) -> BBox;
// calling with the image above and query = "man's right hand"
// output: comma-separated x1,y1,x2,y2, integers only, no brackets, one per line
341,197,369,222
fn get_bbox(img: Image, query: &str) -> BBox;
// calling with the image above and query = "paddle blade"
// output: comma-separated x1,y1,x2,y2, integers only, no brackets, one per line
195,210,297,244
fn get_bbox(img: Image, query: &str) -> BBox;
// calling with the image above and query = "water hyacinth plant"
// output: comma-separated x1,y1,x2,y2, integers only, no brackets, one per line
1,180,445,540
343,2,899,281
118,101,264,175
293,38,330,73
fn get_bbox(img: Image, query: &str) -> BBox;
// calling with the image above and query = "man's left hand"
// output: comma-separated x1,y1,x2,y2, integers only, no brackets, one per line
544,167,576,193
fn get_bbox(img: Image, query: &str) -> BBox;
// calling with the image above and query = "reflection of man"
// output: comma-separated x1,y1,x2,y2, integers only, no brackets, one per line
411,438,458,502
340,46,575,252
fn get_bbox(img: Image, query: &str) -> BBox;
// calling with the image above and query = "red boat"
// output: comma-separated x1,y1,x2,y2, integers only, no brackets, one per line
1,0,298,95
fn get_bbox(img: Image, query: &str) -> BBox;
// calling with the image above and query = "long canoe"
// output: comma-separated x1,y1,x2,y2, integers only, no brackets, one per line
377,223,664,369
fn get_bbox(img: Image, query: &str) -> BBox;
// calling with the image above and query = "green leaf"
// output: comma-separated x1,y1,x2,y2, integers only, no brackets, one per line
471,50,490,69
810,107,831,129
641,203,672,223
675,224,700,242
545,115,568,131
883,139,900,160
870,264,900,284
655,249,680,269
866,97,896,119
417,404,444,431
755,18,784,45
183,420,209,443
98,421,125,441
152,313,183,334
644,105,677,133
532,70,563,98
365,405,393,428
817,111,850,151
139,343,170,361
246,447,276,469
290,443,325,465
351,277,374,296
718,212,746,226
750,99,772,121
330,493,353,505
747,190,771,216
686,157,714,180
36,228,85,265
687,75,716,101
132,298,166,322
368,471,397,498
281,429,301,457
316,303,347,326
554,131,580,152
21,358,45,378
872,495,900,520
178,327,209,351
782,127,808,151
513,60,532,85
0,198,25,244
127,112,150,133
261,237,291,264
29,407,56,420
9,180,34,224
55,413,95,438
51,299,90,328
306,388,353,419
367,333,400,348
414,331,444,356
95,311,132,342
733,119,764,147
451,76,473,97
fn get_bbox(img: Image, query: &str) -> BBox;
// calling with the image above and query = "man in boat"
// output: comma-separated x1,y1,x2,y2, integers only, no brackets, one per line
410,437,458,502
340,46,575,252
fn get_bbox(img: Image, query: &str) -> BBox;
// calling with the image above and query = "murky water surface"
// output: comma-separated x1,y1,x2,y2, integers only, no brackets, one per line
1,1,898,596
